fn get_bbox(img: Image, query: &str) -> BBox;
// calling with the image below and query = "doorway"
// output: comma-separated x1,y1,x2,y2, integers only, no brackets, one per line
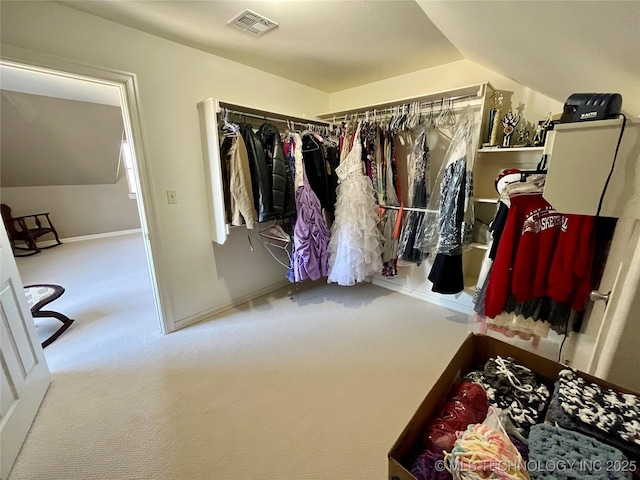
0,58,166,337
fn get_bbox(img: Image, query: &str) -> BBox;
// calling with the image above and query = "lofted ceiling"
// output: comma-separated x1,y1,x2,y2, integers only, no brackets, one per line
60,0,464,93
417,1,640,116
60,1,639,112
1,91,124,187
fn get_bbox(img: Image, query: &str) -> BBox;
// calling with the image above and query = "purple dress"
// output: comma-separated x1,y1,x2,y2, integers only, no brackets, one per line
292,134,330,282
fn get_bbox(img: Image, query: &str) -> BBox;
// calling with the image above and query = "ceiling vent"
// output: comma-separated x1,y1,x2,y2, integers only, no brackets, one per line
229,10,279,37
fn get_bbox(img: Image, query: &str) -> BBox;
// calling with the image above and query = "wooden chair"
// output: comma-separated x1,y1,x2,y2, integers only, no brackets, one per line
24,284,74,348
0,204,62,256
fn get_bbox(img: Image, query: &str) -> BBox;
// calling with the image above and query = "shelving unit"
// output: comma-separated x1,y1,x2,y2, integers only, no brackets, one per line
467,97,547,310
478,146,544,153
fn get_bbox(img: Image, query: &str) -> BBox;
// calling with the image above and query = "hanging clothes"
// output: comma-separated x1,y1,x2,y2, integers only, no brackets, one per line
473,200,509,315
483,191,597,319
240,124,272,222
420,109,475,256
428,253,464,294
374,125,385,205
291,133,331,282
219,136,234,224
323,139,340,212
258,123,295,217
379,126,402,276
327,122,383,286
397,126,430,265
227,134,257,228
547,214,596,311
485,192,562,317
380,209,399,277
301,133,332,212
384,127,401,206
420,110,475,294
362,122,377,185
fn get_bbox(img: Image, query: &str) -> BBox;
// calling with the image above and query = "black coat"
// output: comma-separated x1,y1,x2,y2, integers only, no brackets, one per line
240,124,272,222
301,135,328,211
258,123,295,217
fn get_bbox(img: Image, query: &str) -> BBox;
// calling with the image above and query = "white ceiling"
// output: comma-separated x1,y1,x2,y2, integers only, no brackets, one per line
418,1,640,116
60,1,639,112
0,64,121,106
61,0,464,93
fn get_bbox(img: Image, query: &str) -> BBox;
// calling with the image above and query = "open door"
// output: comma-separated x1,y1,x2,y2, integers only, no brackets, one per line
0,222,51,479
565,218,640,380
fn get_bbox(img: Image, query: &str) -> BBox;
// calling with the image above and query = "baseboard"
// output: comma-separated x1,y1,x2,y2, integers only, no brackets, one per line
174,279,293,330
29,229,142,247
371,275,473,315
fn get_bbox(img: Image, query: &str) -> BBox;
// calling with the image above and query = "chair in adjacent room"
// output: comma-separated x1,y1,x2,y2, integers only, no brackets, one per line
24,284,74,348
0,203,62,256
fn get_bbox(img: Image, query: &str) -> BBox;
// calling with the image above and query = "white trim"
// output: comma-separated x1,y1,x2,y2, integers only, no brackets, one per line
174,280,292,329
22,229,143,248
371,275,473,315
61,228,142,243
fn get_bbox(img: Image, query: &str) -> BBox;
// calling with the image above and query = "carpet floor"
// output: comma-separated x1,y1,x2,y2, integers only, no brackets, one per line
11,233,470,480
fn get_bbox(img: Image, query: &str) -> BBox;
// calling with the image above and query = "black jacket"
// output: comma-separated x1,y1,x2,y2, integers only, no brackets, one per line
302,134,332,212
258,123,295,217
240,124,271,222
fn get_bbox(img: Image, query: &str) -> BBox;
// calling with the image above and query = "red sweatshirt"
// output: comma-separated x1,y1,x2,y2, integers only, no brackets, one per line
547,214,595,311
484,193,559,318
484,193,596,318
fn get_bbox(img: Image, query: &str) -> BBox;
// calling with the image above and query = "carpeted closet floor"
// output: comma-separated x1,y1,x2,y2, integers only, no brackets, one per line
12,233,469,480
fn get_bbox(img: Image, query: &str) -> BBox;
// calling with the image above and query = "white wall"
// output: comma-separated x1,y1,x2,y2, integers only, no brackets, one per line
0,1,329,329
4,2,630,344
329,59,563,125
1,174,140,238
606,269,640,391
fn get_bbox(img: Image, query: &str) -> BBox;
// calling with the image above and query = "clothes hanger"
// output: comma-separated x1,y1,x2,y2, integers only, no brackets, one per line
254,220,292,268
302,134,321,152
258,219,290,243
437,97,456,128
221,108,239,137
511,154,549,184
263,239,291,268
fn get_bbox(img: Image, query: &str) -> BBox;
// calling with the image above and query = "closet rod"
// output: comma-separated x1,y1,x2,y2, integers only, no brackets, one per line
331,93,480,122
222,108,331,128
381,205,437,213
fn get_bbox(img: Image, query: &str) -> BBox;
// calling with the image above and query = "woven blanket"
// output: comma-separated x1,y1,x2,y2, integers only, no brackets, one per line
529,423,631,479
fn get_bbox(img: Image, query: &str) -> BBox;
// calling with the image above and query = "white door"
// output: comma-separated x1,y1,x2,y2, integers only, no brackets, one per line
565,218,640,379
0,223,51,480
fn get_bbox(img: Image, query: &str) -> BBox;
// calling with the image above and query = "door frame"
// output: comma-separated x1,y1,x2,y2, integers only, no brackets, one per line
0,45,173,334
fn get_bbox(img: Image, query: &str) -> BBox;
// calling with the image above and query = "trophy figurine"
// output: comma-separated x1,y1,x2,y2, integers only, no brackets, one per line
514,124,530,147
533,112,553,146
487,91,503,146
501,111,520,147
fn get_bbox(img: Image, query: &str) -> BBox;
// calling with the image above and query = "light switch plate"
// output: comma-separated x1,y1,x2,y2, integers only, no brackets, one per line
167,190,177,204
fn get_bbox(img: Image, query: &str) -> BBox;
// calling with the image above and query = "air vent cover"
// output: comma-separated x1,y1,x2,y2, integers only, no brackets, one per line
229,9,279,37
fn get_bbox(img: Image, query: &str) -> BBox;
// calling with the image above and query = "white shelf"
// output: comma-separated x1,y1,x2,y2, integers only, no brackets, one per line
478,146,544,153
470,242,489,250
474,198,498,204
